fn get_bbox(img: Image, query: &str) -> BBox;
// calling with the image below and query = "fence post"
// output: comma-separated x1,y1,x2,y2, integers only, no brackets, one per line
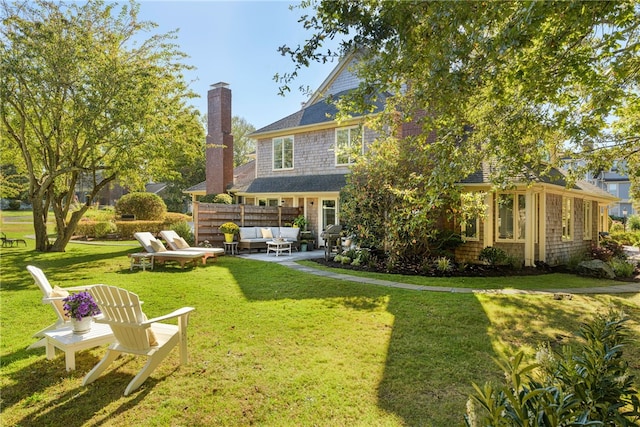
240,204,245,226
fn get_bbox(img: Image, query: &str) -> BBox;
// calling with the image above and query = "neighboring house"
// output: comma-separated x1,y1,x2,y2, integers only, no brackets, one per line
193,57,618,266
564,158,636,219
592,162,636,218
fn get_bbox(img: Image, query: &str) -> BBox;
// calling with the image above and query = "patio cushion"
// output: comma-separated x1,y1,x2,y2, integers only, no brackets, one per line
280,227,299,240
261,228,273,239
239,227,258,240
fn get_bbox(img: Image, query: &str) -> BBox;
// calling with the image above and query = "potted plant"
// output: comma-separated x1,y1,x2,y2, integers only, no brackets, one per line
292,215,308,230
219,222,240,243
300,239,308,252
63,291,101,334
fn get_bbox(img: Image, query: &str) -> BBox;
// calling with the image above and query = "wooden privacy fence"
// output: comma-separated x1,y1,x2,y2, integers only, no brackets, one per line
196,203,302,245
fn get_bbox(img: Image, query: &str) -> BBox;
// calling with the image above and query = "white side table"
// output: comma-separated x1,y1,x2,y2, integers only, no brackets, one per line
223,241,238,255
43,322,114,371
129,252,154,271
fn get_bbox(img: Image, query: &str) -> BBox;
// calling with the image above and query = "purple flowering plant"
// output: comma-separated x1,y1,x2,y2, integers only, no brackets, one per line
63,291,101,321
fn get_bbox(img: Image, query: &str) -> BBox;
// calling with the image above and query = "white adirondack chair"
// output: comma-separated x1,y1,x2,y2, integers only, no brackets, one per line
27,265,93,349
82,285,195,395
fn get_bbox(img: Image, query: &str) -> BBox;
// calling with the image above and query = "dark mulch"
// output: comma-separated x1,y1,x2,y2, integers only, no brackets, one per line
310,256,640,281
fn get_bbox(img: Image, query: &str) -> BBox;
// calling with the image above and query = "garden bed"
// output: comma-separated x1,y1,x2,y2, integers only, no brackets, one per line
311,256,640,281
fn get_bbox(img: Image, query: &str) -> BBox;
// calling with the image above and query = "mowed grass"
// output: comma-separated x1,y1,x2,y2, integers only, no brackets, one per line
1,212,639,426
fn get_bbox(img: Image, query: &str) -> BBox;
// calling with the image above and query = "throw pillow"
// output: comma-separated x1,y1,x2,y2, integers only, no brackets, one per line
50,286,70,320
150,239,167,252
261,228,273,239
174,236,189,249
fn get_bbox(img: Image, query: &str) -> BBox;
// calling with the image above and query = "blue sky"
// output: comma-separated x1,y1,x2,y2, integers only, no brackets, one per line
136,1,340,129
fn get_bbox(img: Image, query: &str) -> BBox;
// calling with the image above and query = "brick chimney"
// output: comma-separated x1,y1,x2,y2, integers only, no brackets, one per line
206,82,234,195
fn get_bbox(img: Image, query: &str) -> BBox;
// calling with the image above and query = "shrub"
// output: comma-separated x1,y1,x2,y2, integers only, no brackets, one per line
567,250,588,270
93,221,116,238
602,239,626,258
609,231,640,247
212,193,233,204
200,193,233,204
478,246,508,266
610,258,636,278
115,192,166,221
505,255,523,270
435,256,453,273
171,221,194,245
628,214,640,231
590,243,614,262
466,310,639,426
610,221,624,233
7,199,21,210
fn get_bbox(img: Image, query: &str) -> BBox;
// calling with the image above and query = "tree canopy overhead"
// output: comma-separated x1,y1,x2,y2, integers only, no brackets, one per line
279,0,639,187
1,0,204,251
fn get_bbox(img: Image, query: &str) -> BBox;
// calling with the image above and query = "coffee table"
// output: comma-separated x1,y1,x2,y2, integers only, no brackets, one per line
266,240,292,257
43,322,114,371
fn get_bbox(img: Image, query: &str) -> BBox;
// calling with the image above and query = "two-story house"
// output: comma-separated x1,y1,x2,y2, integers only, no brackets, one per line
200,55,618,266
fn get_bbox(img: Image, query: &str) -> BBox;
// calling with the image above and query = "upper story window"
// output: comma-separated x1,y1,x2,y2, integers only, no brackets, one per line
496,193,526,241
335,126,362,166
273,136,294,170
562,196,573,241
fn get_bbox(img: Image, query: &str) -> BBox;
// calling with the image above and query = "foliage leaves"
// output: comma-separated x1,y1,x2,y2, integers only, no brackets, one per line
279,0,640,206
0,0,204,251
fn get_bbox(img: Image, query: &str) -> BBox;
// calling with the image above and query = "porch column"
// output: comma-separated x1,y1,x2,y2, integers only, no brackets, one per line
538,191,547,263
524,190,535,267
483,192,494,247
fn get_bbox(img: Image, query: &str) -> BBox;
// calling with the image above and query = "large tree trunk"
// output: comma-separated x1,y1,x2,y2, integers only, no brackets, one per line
31,202,52,252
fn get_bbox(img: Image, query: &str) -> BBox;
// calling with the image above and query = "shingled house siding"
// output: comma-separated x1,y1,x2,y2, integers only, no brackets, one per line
256,128,377,179
455,221,485,263
545,194,592,265
325,63,360,97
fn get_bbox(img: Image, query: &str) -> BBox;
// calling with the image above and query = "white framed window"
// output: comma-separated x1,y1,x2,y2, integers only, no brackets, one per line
258,198,280,207
273,136,294,170
461,215,479,241
335,126,362,166
583,200,592,240
562,196,573,241
496,193,526,241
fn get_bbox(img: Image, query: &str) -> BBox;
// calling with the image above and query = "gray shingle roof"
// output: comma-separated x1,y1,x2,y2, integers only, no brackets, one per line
241,174,347,194
252,90,387,135
460,162,615,199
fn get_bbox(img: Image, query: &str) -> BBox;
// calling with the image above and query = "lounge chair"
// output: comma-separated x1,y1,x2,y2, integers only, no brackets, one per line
82,284,195,395
27,265,94,349
2,232,27,247
133,232,204,268
159,230,223,263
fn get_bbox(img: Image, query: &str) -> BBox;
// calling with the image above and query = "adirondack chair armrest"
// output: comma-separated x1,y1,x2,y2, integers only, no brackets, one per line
142,307,195,325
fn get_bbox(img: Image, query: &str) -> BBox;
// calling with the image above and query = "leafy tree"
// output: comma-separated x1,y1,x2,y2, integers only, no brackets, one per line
115,192,166,221
1,0,204,251
232,116,256,167
278,1,640,254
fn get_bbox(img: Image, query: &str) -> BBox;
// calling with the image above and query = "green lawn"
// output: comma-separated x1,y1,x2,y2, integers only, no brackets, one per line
1,212,639,426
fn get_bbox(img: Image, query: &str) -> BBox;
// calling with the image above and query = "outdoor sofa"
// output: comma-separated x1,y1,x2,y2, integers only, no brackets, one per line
238,226,300,253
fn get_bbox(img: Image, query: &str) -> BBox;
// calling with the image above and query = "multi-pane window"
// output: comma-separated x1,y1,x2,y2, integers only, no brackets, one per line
583,200,592,240
273,136,293,170
496,194,526,241
562,197,573,241
335,126,362,165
